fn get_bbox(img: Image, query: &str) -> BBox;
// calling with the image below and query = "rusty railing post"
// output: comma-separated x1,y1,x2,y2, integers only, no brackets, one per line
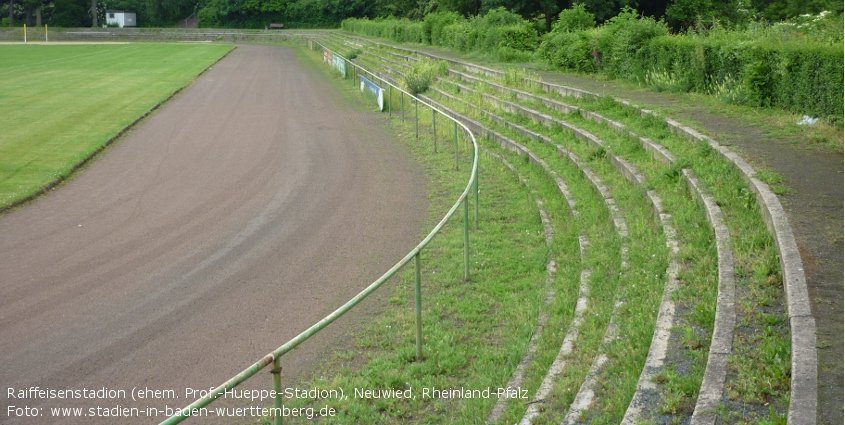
415,252,423,361
432,108,437,153
271,357,283,425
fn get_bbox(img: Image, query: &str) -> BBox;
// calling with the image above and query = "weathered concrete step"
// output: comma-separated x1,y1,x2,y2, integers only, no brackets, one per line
349,44,809,424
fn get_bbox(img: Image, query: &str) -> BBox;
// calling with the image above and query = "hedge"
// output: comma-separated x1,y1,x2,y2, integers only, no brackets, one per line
343,9,844,119
641,36,843,119
342,8,537,62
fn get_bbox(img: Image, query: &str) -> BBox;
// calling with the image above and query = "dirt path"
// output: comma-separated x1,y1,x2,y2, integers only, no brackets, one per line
0,44,426,424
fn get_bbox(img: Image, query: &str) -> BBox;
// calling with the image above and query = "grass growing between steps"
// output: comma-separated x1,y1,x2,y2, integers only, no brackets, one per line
424,85,671,422
478,139,621,424
277,46,554,424
331,38,791,422
531,94,791,421
433,68,790,420
424,82,720,422
426,83,673,423
479,142,622,425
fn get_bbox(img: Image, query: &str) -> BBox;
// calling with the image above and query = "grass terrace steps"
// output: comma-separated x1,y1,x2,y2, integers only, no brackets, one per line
428,105,620,423
425,73,739,424
418,89,676,420
403,52,810,408
423,68,766,422
411,49,782,414
684,170,737,425
416,85,610,425
370,48,692,417
481,151,562,425
329,35,799,424
468,119,603,425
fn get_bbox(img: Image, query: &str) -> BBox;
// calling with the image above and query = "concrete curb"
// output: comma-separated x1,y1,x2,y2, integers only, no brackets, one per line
668,126,817,424
684,170,737,425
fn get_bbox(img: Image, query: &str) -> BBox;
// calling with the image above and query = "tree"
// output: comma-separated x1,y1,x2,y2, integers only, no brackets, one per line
22,0,43,25
751,0,843,21
438,0,481,17
665,0,754,30
554,3,596,31
144,0,196,25
48,0,90,26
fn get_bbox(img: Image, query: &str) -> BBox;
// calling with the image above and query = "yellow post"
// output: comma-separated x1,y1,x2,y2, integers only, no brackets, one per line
23,24,27,43
45,24,48,42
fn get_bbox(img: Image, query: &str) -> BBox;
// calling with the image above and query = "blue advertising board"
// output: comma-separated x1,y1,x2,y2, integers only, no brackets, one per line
359,75,384,111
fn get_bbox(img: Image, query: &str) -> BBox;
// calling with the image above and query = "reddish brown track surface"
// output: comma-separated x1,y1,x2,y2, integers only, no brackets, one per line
0,44,426,423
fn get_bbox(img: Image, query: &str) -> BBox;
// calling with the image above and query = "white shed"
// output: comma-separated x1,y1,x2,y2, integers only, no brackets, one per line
105,11,137,28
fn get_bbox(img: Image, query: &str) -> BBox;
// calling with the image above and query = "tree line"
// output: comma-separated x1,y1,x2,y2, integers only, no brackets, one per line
3,0,196,27
196,0,842,30
3,0,842,29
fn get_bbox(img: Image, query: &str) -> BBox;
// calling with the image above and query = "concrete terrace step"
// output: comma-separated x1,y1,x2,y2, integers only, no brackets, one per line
326,32,810,424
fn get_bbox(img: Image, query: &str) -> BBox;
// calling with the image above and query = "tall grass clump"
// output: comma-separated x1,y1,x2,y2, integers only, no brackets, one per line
402,57,448,95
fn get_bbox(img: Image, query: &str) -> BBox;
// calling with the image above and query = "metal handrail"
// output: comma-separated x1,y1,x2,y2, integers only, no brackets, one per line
160,40,479,424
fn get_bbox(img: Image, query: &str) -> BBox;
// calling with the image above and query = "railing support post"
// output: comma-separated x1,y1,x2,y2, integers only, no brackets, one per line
474,164,479,230
463,198,470,280
432,108,437,153
454,121,459,171
415,252,423,362
271,357,283,425
401,92,405,121
415,99,419,140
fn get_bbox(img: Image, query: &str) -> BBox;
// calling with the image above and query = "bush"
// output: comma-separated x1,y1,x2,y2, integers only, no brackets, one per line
442,21,471,51
404,21,424,43
402,58,448,95
555,3,597,32
595,7,668,79
422,11,461,45
538,29,597,72
342,8,843,118
466,8,538,60
343,8,536,62
495,45,535,62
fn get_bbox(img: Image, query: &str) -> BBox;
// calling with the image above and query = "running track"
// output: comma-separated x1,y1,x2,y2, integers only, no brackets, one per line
0,44,426,424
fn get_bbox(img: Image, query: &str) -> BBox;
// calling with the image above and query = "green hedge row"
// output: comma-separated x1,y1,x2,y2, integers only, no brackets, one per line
342,8,537,62
343,8,843,119
640,36,843,118
538,8,843,119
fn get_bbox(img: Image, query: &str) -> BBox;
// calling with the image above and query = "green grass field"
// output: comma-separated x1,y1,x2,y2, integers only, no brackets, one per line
0,43,233,210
